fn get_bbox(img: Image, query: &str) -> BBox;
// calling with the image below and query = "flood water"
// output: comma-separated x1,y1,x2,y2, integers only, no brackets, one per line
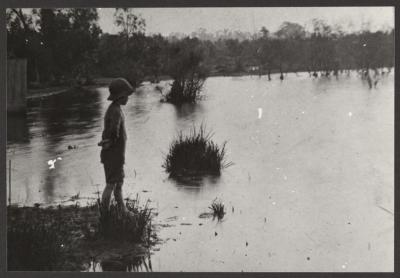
7,72,394,271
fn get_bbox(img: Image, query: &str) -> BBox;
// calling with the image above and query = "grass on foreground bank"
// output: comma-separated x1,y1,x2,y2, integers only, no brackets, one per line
163,125,233,177
98,195,153,242
7,196,156,271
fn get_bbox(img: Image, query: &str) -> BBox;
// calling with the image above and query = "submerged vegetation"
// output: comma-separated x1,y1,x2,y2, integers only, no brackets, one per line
163,125,232,177
7,196,155,271
209,198,226,220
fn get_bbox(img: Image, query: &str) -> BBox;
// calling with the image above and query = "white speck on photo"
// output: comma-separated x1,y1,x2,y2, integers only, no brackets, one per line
258,108,263,119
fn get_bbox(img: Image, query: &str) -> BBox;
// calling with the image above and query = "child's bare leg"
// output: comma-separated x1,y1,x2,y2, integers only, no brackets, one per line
102,183,115,209
114,182,126,213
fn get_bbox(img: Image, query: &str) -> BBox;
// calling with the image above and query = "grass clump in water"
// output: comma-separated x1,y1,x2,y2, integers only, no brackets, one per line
98,194,153,243
163,125,232,177
209,198,225,220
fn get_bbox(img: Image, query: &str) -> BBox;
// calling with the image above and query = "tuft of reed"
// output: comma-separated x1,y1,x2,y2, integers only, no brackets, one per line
97,194,153,243
163,124,233,177
209,198,225,220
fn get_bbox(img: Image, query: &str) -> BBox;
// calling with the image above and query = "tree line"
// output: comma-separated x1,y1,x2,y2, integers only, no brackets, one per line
7,8,394,88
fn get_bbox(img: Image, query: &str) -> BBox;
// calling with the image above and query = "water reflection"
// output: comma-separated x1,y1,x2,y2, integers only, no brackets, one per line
169,174,220,192
27,88,103,204
173,102,204,120
89,254,152,272
7,113,29,143
38,88,102,138
128,93,154,120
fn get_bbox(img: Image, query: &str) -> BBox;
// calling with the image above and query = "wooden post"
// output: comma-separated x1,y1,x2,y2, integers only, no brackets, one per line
8,160,11,206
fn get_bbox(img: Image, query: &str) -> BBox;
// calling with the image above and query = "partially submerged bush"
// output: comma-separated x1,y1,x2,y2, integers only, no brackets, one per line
97,195,153,243
165,76,206,103
164,38,209,104
209,198,225,220
163,125,232,177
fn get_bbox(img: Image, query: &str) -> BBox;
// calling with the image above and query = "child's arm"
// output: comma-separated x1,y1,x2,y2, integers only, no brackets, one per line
99,106,122,149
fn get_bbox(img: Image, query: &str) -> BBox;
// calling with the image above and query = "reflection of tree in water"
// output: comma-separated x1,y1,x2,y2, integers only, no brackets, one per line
37,88,102,203
40,121,67,203
39,88,102,138
41,167,68,203
7,113,29,143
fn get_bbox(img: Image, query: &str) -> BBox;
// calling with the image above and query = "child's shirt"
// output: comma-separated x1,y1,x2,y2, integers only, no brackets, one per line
100,102,127,165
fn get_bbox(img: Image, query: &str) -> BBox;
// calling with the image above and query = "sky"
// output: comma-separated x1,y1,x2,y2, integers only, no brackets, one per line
97,7,394,36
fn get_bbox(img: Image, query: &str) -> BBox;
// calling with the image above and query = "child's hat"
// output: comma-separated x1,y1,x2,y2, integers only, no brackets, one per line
108,78,134,101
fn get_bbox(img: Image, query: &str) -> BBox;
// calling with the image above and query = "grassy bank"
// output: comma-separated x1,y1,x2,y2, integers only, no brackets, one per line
7,198,157,271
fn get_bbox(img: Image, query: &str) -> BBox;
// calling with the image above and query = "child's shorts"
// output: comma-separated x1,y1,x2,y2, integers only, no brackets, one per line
103,163,125,184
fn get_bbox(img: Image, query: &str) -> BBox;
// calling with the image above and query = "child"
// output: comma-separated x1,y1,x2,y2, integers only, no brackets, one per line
98,78,133,213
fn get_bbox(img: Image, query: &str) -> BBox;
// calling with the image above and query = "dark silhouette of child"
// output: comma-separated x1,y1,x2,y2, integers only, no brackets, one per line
98,78,134,213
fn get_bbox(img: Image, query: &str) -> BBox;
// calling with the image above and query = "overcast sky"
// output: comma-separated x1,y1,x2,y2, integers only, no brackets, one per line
97,7,394,36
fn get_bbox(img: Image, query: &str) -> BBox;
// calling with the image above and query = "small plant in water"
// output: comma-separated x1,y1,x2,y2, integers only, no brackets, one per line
163,124,233,177
209,198,225,220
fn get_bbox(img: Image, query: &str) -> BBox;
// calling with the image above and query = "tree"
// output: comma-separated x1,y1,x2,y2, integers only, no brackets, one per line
7,8,102,86
275,22,306,40
67,8,102,84
225,39,244,72
95,8,148,87
260,26,269,38
274,22,306,78
256,27,275,79
142,34,168,82
309,19,336,74
114,8,145,51
7,8,45,83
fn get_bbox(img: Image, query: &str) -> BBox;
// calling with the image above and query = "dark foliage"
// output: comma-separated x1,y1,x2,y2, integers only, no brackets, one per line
7,8,101,86
7,9,394,89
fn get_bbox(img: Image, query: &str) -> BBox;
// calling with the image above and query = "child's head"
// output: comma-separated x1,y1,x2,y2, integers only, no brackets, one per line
116,95,129,105
107,78,134,103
